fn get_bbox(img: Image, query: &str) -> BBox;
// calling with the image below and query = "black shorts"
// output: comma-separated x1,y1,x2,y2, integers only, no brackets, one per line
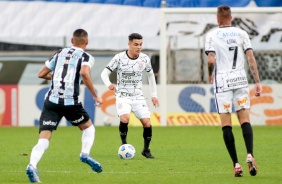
39,100,90,132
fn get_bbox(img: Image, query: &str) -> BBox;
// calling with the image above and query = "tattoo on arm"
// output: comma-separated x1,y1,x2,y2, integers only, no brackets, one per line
208,63,214,75
208,52,215,75
247,50,260,83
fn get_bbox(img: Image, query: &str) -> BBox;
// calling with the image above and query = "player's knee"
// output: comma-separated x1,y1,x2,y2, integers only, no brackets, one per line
141,119,151,127
143,123,151,128
120,116,130,124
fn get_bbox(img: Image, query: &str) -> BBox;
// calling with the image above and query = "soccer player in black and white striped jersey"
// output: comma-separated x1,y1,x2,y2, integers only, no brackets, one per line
101,33,159,158
26,29,103,183
205,6,262,177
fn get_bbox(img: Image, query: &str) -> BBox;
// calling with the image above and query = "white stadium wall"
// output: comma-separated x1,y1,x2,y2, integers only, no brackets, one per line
0,84,281,127
0,1,282,51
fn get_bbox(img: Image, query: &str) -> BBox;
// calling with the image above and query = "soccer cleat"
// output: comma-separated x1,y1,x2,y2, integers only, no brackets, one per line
141,149,154,158
246,154,258,176
234,163,243,177
80,153,103,173
26,164,41,183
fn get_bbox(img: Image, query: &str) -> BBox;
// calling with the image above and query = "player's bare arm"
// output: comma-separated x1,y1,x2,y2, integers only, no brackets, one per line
246,49,262,96
207,52,215,84
80,65,103,106
246,49,260,83
38,66,52,80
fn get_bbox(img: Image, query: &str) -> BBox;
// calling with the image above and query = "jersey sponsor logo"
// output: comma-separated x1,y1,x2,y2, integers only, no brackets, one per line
227,81,248,87
225,75,248,89
224,103,231,111
50,94,74,99
226,76,246,84
217,31,241,39
237,98,247,106
43,120,57,126
58,53,82,59
122,73,135,78
121,79,139,84
70,115,84,124
121,72,141,84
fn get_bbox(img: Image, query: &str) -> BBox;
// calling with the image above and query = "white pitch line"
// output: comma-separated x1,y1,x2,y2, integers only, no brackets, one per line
1,171,229,174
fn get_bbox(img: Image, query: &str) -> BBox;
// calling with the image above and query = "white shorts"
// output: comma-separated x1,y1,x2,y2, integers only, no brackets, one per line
214,87,250,113
115,97,151,119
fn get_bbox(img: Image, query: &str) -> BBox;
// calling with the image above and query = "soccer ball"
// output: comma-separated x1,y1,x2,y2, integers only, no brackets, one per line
118,144,136,159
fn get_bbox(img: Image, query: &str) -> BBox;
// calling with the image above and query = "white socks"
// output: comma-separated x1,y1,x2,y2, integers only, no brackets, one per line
81,124,95,156
30,138,49,168
29,125,95,168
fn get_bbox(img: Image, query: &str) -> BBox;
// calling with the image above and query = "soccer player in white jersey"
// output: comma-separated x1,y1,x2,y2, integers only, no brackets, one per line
205,6,262,177
26,29,103,183
101,33,159,158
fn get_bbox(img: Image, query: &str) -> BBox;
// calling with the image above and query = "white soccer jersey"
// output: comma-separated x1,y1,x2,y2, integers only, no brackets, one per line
106,51,152,97
205,26,252,92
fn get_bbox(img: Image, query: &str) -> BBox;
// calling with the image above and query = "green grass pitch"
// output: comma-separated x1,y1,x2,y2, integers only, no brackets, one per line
0,126,281,184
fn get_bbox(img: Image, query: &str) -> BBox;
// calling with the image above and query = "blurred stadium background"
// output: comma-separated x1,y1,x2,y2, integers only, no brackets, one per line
0,0,282,127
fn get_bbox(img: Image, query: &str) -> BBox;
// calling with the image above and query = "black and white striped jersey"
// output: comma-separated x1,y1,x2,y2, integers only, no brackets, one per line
44,46,94,105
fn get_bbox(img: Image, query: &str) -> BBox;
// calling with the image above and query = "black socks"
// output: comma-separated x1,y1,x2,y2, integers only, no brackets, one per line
119,122,128,144
119,122,153,150
143,126,152,151
222,126,238,167
241,122,253,156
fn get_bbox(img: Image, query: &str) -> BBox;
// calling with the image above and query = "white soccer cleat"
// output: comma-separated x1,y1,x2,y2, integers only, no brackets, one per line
246,154,258,176
234,163,243,177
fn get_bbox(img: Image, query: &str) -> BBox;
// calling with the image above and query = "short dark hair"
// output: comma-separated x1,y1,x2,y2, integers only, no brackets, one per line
217,5,231,19
73,29,88,38
73,29,88,45
128,33,143,41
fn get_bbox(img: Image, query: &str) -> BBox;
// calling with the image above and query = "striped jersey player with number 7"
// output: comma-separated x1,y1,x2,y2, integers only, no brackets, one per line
205,6,262,177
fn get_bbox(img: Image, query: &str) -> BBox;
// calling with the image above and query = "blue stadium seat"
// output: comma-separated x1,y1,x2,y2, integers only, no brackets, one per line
165,0,181,7
84,0,105,3
254,0,282,6
44,0,69,2
104,0,123,5
218,0,250,7
180,0,250,7
123,0,142,6
180,0,200,7
143,0,162,7
67,0,85,2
